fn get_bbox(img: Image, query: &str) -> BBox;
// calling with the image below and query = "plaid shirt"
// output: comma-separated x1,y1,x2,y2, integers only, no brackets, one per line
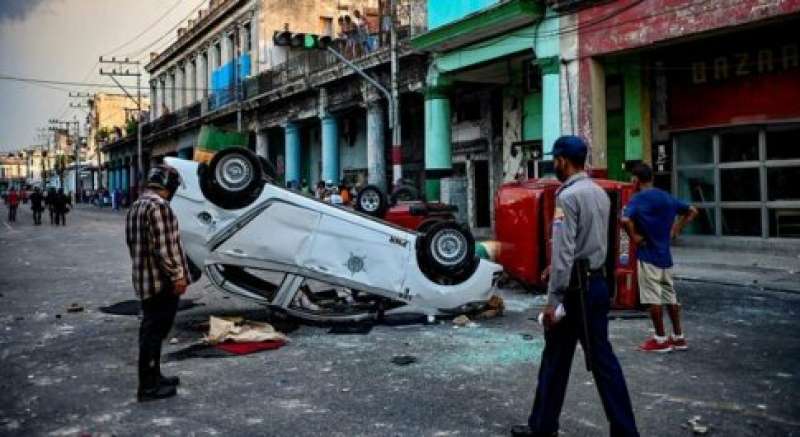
125,190,191,300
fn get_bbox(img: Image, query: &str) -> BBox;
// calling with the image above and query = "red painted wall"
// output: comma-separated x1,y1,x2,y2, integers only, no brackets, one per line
578,0,800,58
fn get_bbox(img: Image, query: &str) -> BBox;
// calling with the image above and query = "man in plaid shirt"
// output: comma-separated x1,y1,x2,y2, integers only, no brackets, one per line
126,164,191,402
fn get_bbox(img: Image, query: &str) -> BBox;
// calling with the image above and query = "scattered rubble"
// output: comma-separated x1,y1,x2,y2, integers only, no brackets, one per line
475,295,505,319
66,303,84,313
452,315,471,327
686,416,710,435
169,337,179,345
205,316,287,344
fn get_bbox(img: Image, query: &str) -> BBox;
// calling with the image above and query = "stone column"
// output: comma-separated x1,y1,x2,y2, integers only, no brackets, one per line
186,59,195,104
256,128,269,160
165,72,174,112
424,86,452,201
321,115,339,184
197,50,207,100
366,100,386,191
284,122,301,186
150,80,158,120
539,56,561,157
159,76,167,114
175,63,184,109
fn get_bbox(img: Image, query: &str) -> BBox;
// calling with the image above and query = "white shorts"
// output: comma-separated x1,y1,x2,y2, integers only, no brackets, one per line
638,261,678,305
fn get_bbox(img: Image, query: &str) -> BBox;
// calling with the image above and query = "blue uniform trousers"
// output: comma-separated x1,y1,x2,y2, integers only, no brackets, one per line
528,275,639,436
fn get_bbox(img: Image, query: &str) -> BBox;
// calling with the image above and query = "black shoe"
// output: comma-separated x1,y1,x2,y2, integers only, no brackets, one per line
137,384,177,402
510,425,557,437
160,374,180,386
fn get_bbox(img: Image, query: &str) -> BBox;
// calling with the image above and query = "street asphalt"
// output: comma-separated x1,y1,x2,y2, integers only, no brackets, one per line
1,204,799,436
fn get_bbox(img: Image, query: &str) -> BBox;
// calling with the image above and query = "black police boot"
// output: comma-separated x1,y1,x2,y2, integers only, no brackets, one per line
137,384,177,402
160,374,180,386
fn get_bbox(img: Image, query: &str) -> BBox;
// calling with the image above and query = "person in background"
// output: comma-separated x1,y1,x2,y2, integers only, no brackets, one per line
379,0,392,47
343,15,357,58
45,188,56,225
300,179,311,196
315,181,326,200
339,179,353,206
5,188,19,222
353,9,369,54
622,163,698,353
30,187,44,225
125,165,190,402
53,188,70,226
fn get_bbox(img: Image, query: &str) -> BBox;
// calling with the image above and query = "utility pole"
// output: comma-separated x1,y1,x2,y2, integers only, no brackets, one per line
389,0,402,187
99,56,143,197
48,118,80,198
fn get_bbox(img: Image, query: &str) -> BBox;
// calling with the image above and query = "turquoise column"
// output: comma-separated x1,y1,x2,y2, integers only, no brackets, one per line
121,162,129,193
539,56,561,157
284,122,301,186
108,166,115,191
178,148,193,159
113,165,120,191
321,115,339,184
424,86,451,201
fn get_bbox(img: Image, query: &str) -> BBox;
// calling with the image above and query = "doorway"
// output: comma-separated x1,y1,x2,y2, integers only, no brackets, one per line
474,160,490,228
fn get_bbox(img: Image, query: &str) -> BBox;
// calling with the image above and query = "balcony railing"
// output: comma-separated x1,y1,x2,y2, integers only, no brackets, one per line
143,0,427,137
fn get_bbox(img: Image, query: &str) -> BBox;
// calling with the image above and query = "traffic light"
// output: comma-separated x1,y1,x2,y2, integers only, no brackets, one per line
273,30,333,50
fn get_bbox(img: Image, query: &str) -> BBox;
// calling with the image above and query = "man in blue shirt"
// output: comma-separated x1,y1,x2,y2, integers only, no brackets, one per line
622,163,697,353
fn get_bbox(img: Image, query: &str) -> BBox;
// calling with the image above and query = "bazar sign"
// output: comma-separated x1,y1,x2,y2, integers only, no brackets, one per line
690,43,798,85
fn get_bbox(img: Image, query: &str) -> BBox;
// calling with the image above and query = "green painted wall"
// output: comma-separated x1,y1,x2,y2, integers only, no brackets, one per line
523,91,543,141
606,111,627,181
623,61,644,162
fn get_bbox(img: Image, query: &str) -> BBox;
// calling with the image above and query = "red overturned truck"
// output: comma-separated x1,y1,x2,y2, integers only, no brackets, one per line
492,177,639,309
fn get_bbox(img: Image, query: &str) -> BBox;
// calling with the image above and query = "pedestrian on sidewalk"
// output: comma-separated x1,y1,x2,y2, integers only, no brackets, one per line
125,165,191,402
5,188,19,222
622,163,698,353
512,136,639,437
52,189,70,226
45,188,56,225
30,187,44,225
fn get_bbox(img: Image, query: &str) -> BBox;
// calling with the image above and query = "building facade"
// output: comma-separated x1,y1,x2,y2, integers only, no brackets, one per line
143,0,428,193
573,0,800,239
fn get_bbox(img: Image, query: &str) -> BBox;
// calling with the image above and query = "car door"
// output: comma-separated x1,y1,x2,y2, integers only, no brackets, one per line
214,200,321,269
298,213,412,294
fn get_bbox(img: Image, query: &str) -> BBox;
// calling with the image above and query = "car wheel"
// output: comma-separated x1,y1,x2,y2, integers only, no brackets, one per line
418,221,476,279
355,185,388,217
416,218,443,234
199,147,263,210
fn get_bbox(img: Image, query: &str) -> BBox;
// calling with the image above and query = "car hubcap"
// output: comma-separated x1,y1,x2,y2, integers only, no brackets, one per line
360,191,380,212
216,154,252,192
431,229,467,267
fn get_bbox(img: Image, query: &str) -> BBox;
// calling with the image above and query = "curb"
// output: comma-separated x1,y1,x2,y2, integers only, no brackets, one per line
674,275,800,295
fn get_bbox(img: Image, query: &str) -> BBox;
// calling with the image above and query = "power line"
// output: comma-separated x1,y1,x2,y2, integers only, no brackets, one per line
102,0,184,56
124,0,208,59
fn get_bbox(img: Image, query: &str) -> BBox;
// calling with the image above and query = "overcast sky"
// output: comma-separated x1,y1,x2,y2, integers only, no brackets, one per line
0,0,205,152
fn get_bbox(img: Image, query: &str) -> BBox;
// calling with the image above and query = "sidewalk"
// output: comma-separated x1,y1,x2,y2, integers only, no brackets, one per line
672,245,800,293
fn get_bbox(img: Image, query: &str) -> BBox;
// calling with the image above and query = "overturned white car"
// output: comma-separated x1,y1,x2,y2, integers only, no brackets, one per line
164,148,502,323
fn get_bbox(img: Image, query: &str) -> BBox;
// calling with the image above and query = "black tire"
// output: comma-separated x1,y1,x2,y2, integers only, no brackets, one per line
417,221,476,278
390,185,420,204
199,147,264,210
416,218,443,234
355,185,388,217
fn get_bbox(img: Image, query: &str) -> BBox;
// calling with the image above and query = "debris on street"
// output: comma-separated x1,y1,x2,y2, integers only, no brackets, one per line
66,303,84,313
452,315,471,327
474,294,505,319
686,416,710,435
328,324,373,335
204,316,287,344
391,355,417,366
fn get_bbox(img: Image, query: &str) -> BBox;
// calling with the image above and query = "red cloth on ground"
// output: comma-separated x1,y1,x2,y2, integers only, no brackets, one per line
214,340,286,355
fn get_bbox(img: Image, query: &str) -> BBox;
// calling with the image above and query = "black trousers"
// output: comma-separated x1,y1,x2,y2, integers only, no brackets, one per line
54,212,66,226
8,205,17,222
528,275,639,437
33,209,42,224
138,290,179,390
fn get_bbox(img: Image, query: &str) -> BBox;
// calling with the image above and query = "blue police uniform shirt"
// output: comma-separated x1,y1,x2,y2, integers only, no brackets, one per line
623,188,691,269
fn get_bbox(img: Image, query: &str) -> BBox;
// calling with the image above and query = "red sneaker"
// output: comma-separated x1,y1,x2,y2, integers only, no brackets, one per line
639,337,673,353
670,336,688,351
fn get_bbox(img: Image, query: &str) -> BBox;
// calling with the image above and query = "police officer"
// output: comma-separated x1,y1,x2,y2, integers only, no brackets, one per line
512,136,639,437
